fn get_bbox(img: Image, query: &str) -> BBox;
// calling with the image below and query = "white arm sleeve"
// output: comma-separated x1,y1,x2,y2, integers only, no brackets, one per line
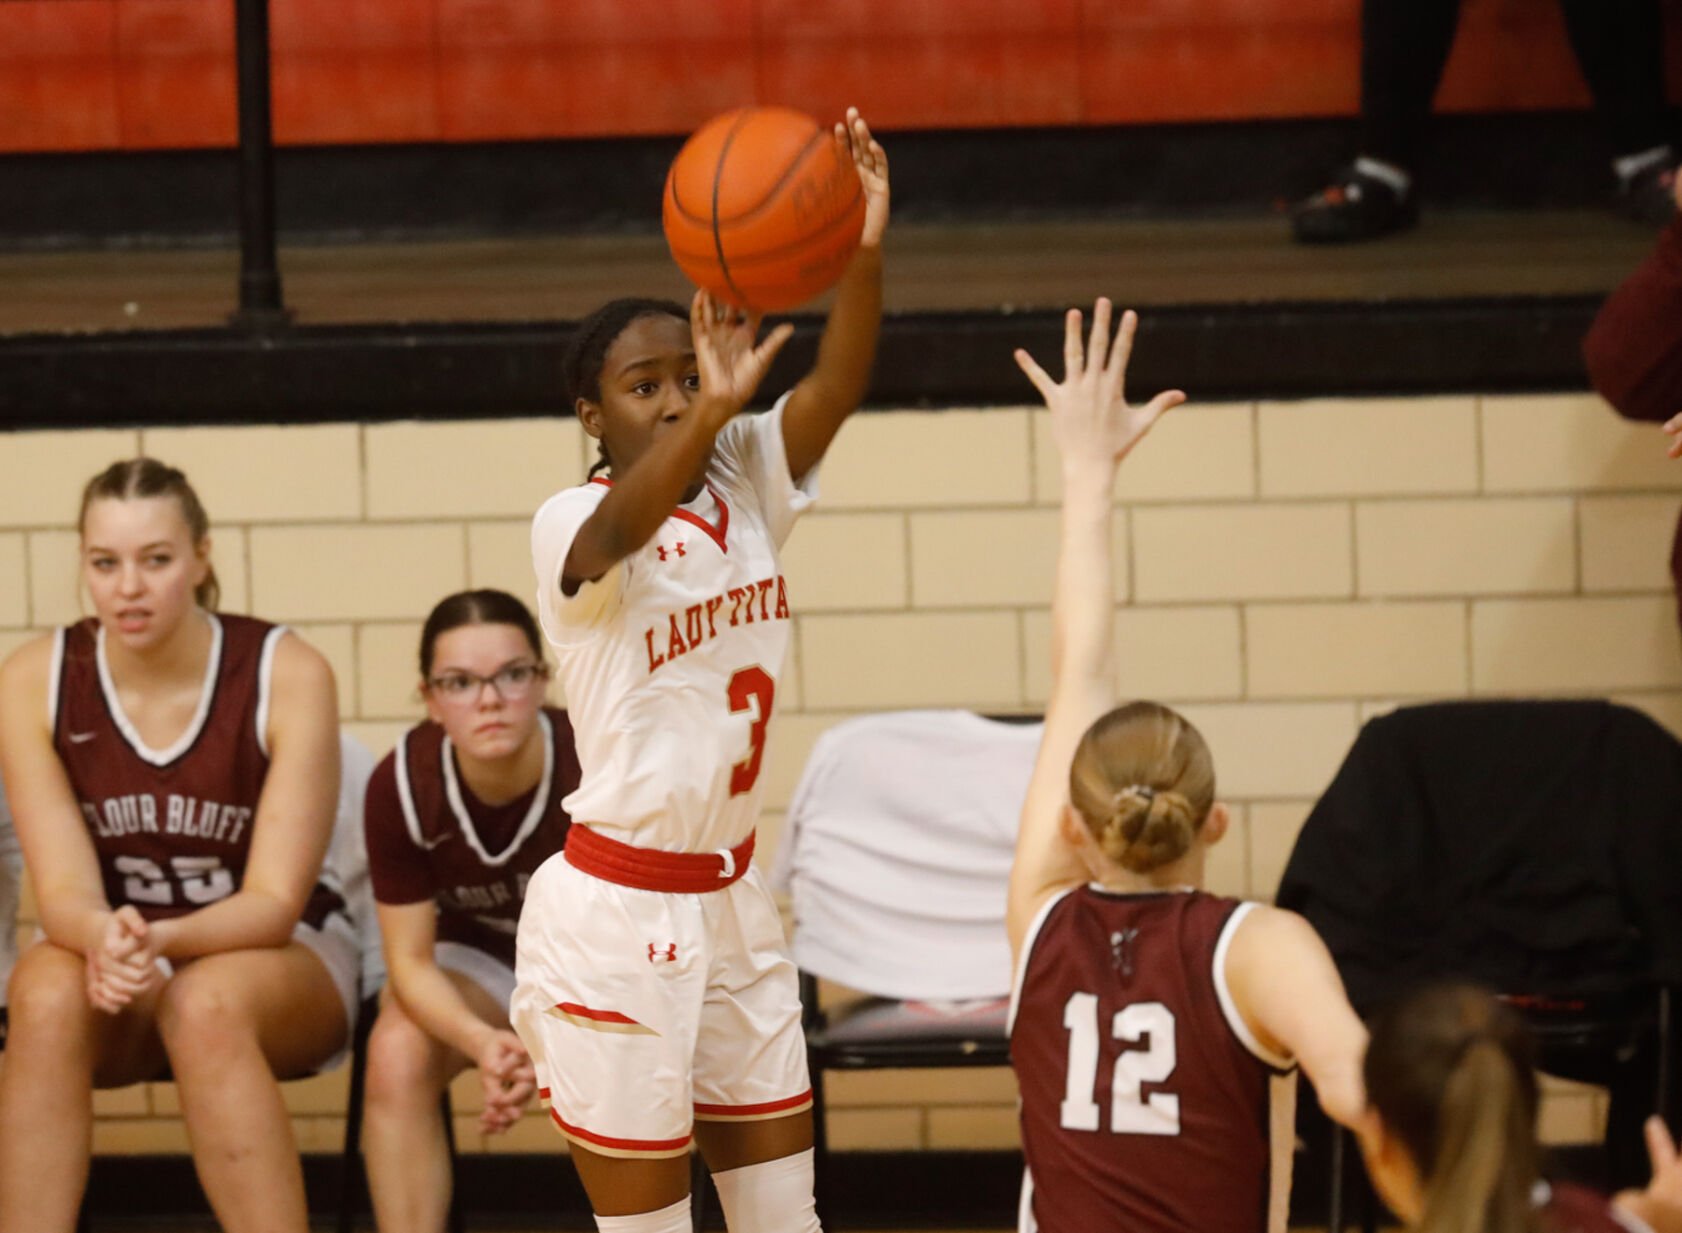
531,484,625,647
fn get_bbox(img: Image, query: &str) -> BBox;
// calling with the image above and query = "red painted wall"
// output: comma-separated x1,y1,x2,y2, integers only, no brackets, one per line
1,0,1678,153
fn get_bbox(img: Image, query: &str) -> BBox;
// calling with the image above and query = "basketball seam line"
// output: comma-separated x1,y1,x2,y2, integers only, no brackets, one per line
711,111,755,310
668,184,864,268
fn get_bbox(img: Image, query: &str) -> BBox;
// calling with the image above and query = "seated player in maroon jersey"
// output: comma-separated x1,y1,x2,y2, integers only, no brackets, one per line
0,459,354,1233
360,590,580,1233
1006,301,1370,1233
1360,982,1682,1233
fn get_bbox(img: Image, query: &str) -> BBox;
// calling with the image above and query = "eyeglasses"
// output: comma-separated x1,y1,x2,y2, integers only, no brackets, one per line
425,662,548,703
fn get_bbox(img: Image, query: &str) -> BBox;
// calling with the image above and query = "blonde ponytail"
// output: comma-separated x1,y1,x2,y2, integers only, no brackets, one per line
1070,701,1215,875
1365,985,1541,1233
1417,1041,1540,1233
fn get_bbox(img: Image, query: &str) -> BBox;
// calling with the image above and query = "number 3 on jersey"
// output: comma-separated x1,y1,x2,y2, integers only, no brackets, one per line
727,666,775,796
1061,992,1181,1136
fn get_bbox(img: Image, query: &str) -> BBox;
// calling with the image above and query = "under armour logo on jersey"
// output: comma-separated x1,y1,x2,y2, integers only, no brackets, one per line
1109,928,1139,979
656,541,688,562
648,942,678,964
69,731,98,744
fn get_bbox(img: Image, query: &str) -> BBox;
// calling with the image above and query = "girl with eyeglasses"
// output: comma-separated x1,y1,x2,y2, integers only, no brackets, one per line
359,589,580,1233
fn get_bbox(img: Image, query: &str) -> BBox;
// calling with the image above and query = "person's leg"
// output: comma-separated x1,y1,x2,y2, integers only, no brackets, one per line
568,1146,692,1218
696,1112,821,1233
1359,0,1464,172
156,943,348,1233
1294,0,1463,242
361,973,492,1233
0,942,166,1233
1559,0,1670,163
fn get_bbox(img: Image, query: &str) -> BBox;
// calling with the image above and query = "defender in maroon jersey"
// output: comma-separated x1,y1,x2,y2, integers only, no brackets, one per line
360,591,578,1233
0,459,352,1233
1007,302,1368,1233
1360,983,1682,1233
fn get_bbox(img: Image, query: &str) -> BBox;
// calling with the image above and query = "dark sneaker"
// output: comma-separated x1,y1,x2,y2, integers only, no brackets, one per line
1617,160,1678,227
1291,166,1419,244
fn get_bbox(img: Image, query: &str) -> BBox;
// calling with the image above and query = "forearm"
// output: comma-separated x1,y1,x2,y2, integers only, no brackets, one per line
571,403,730,577
39,891,118,956
150,888,298,960
809,244,882,411
388,955,496,1059
1050,469,1118,693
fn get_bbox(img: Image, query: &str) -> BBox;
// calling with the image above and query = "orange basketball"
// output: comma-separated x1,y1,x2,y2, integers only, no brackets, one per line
663,106,866,314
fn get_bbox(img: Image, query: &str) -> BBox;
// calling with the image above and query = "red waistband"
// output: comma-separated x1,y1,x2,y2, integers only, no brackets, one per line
564,824,755,893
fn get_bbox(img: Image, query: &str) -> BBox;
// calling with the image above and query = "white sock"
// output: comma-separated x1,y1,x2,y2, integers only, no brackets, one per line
710,1148,822,1233
1354,156,1412,196
595,1196,692,1233
1614,144,1673,184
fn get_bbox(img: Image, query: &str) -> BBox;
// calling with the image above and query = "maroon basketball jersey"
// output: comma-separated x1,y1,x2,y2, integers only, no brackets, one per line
52,613,339,926
1010,888,1293,1233
364,707,578,967
1542,1182,1643,1233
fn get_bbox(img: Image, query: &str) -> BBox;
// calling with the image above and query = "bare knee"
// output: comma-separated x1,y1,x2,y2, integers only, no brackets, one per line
156,965,256,1067
6,945,95,1048
364,1001,453,1115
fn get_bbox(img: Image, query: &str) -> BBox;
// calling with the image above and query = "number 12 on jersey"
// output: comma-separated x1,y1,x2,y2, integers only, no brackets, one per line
1060,992,1181,1136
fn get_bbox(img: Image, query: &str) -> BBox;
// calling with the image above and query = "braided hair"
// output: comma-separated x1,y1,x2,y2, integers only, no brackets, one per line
562,297,690,478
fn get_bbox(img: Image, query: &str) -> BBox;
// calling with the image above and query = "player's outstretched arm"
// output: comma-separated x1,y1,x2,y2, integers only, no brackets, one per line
564,291,793,587
1224,905,1367,1129
1007,302,1184,958
781,107,889,483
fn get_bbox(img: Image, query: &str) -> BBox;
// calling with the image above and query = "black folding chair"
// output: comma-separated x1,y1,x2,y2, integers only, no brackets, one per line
1279,699,1682,1231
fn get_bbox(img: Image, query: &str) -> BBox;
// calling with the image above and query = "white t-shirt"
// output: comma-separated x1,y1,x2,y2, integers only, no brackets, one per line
531,395,817,854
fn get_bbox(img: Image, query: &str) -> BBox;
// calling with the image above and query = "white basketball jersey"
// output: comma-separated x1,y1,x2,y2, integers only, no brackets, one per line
531,396,816,854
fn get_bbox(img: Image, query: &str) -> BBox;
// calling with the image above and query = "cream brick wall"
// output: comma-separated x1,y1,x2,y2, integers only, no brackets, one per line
3,392,1668,1156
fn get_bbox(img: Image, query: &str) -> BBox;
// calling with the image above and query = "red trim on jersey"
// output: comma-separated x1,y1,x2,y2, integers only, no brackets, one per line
671,485,729,553
549,1107,692,1153
564,824,755,893
555,1002,642,1027
693,1089,814,1117
587,476,730,554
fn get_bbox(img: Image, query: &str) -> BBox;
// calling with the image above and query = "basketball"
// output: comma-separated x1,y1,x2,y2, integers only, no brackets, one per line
663,106,867,313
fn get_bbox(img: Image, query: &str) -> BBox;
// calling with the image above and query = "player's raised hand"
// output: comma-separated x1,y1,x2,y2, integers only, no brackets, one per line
836,107,890,247
691,289,794,417
1015,299,1185,480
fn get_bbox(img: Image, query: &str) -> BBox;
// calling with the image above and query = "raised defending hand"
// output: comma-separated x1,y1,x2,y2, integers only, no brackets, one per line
1015,299,1186,481
477,1029,537,1135
1663,410,1682,459
1616,1117,1682,1233
691,289,795,418
86,905,164,1014
836,107,890,248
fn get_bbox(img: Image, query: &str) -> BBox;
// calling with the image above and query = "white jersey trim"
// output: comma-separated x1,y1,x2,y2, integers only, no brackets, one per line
254,624,287,760
1212,902,1295,1071
1017,1164,1038,1233
47,627,65,733
393,731,427,851
96,612,224,767
440,709,555,867
1007,885,1077,1035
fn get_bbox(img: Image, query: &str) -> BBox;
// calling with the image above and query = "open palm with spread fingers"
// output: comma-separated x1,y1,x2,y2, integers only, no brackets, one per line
835,106,890,247
1015,299,1186,473
691,289,794,416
